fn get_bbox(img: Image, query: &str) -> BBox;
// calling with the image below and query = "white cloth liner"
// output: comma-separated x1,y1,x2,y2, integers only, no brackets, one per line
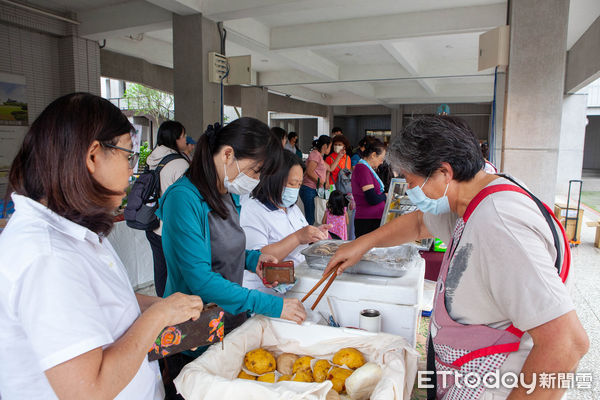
174,316,419,400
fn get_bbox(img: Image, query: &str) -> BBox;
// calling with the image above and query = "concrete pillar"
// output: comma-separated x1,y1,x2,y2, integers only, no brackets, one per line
241,86,268,123
299,118,318,153
390,105,404,139
173,14,220,137
326,106,335,135
490,70,507,168
556,94,588,197
58,36,101,95
501,0,569,205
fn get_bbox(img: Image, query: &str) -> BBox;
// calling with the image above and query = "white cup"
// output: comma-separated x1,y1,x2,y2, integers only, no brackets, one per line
359,309,381,332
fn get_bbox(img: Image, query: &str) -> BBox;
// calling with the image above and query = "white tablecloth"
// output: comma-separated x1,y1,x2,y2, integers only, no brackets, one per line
107,221,154,289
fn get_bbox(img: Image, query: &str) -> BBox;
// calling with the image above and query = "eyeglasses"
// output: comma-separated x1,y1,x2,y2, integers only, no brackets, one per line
102,143,140,169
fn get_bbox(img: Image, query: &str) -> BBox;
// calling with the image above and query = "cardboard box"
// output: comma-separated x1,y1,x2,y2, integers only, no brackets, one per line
586,221,600,248
554,204,584,242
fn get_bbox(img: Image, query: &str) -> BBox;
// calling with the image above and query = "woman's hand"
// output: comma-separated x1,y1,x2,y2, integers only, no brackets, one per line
256,253,279,288
149,292,205,326
324,238,371,276
295,225,330,244
280,298,307,324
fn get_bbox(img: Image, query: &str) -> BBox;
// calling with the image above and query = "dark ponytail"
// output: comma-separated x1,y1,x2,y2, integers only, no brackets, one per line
187,117,283,219
312,135,332,153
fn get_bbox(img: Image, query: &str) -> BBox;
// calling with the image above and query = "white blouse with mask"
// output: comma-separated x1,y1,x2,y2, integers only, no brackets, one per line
240,196,308,293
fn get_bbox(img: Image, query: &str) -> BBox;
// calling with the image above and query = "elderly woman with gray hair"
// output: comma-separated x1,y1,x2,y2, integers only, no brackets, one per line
325,116,588,399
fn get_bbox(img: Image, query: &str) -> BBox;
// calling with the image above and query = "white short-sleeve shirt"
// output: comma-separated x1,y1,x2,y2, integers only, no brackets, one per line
0,194,163,399
423,178,574,398
240,197,308,292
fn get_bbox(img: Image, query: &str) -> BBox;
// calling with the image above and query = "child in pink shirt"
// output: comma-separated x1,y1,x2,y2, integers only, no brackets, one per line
322,190,349,240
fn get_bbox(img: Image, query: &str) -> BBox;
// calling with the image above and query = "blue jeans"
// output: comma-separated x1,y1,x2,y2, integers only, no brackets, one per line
299,185,317,225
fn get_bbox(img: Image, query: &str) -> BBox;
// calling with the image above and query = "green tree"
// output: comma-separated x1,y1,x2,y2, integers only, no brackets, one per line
123,83,173,125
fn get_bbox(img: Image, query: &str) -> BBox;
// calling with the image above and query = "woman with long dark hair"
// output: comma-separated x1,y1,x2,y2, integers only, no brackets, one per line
145,120,190,297
157,118,307,376
0,93,203,399
240,150,329,294
299,135,345,225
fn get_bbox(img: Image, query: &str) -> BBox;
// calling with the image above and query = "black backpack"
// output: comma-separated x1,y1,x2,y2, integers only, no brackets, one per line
124,153,184,231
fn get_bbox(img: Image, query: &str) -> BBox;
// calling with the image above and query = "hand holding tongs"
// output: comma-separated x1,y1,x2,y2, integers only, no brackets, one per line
301,264,340,310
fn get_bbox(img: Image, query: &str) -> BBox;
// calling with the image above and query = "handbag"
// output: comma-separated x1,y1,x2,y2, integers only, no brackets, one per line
314,178,328,226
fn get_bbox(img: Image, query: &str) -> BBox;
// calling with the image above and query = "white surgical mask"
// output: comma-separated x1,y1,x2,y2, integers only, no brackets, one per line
280,186,299,208
406,174,450,215
334,145,344,153
223,159,260,195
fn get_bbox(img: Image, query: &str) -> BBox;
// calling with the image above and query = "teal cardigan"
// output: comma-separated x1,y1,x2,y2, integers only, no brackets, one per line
156,175,283,318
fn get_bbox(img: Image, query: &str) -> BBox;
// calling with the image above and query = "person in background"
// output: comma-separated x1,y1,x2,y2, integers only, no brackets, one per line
331,126,343,137
376,160,395,193
158,118,306,382
184,136,196,162
321,190,349,240
145,120,190,297
271,126,288,148
285,131,296,152
240,151,329,294
326,116,588,400
300,135,344,225
351,136,369,167
287,131,304,164
352,138,387,237
0,93,203,400
481,142,498,173
325,135,352,186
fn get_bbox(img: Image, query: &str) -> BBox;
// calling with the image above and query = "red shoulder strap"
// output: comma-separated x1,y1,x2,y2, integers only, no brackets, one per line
463,184,570,283
461,183,571,339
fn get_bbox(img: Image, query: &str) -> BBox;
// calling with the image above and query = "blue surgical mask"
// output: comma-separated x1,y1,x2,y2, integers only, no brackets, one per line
280,186,299,208
406,175,451,215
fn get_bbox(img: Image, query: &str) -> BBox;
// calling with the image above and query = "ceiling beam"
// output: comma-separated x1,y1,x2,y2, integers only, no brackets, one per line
79,1,172,41
375,81,493,101
275,49,339,80
381,42,436,95
268,85,330,105
201,0,319,21
565,14,600,93
103,35,173,69
145,0,202,15
270,4,505,50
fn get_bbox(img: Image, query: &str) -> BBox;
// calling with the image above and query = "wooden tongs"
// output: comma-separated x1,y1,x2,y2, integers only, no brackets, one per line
301,264,340,310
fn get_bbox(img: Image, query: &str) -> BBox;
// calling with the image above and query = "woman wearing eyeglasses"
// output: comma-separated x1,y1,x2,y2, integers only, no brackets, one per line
145,120,190,297
0,93,204,399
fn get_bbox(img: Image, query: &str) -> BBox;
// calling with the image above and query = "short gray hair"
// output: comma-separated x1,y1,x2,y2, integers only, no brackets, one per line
387,116,484,181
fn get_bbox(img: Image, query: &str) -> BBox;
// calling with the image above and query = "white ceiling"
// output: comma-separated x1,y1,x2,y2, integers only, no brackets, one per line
27,0,600,106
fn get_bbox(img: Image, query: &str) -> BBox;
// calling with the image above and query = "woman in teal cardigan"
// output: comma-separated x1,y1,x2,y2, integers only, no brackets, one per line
157,118,306,388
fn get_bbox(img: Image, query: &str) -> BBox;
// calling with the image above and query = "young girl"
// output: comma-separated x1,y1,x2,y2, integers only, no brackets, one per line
322,190,349,240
